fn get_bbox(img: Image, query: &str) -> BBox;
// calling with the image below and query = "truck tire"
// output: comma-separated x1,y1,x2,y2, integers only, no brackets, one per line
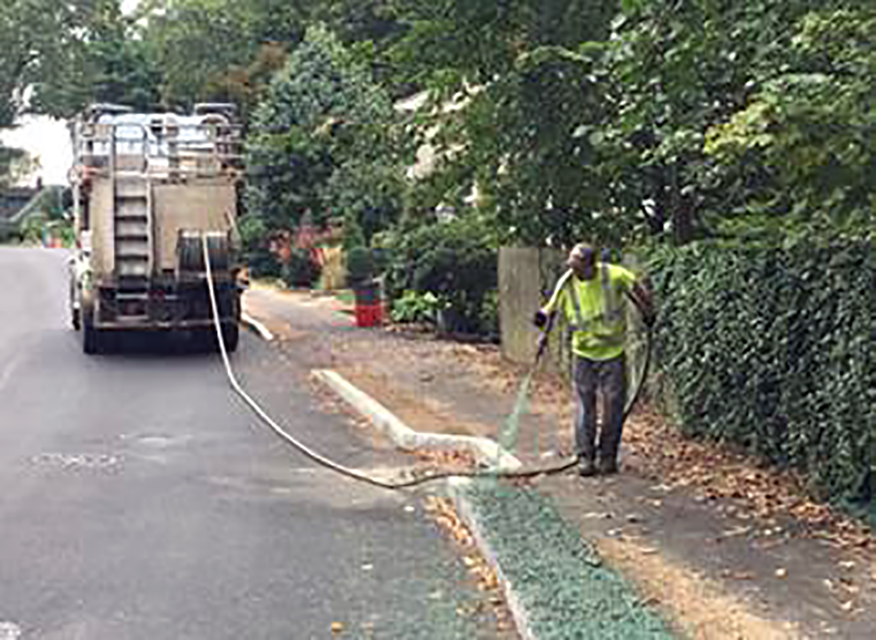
83,321,101,355
69,277,81,330
222,322,239,353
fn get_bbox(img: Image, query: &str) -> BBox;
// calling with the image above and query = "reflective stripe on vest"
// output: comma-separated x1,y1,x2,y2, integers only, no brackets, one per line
565,264,623,333
566,276,587,333
602,264,623,323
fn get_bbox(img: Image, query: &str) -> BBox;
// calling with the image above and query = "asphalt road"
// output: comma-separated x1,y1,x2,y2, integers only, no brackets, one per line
0,248,506,640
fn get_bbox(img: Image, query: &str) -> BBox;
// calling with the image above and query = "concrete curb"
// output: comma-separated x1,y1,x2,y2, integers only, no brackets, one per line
240,312,274,342
312,369,521,471
448,478,538,640
312,368,538,639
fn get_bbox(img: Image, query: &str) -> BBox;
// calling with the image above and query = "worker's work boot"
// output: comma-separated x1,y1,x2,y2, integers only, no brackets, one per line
597,457,619,475
577,457,597,477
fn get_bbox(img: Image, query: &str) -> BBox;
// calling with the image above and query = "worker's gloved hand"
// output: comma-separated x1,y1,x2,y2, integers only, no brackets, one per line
533,309,550,330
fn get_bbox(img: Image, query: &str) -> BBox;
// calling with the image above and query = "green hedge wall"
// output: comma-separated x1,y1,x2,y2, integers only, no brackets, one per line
646,237,872,507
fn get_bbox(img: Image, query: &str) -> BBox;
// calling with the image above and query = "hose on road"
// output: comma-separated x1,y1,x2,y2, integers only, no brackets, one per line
202,235,652,490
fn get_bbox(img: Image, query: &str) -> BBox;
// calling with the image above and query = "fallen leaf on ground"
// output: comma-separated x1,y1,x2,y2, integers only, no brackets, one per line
721,570,755,580
720,526,752,539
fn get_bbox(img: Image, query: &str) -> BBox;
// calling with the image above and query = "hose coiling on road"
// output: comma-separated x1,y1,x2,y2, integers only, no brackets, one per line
202,235,653,490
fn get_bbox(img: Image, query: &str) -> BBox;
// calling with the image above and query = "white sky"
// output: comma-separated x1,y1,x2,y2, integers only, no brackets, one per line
1,1,143,186
1,117,72,187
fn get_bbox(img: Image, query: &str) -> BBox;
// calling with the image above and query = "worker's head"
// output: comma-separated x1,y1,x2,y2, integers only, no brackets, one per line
568,243,597,280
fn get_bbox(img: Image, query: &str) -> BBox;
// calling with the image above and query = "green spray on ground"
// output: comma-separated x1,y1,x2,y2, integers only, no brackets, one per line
497,371,535,459
464,482,677,639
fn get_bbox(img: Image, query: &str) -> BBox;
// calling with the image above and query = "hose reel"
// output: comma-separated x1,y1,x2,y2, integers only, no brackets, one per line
178,230,231,273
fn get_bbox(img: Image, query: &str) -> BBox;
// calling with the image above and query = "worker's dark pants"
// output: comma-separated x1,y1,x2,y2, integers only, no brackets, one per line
573,355,626,464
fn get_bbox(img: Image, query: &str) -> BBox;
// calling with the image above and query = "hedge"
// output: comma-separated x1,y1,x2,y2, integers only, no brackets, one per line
646,236,872,508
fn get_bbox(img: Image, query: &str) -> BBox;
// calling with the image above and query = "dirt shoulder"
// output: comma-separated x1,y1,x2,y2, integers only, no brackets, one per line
244,287,874,639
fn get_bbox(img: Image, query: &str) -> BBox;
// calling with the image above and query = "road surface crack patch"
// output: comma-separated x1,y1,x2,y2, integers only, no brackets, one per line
30,452,122,472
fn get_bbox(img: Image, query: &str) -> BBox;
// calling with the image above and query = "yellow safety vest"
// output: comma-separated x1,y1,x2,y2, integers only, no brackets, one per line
544,264,637,361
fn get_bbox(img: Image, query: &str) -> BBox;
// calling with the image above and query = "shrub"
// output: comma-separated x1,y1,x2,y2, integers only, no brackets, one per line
281,249,322,288
341,217,367,253
391,290,446,325
384,217,498,335
21,216,44,244
246,247,282,279
646,236,872,508
345,245,374,287
0,223,19,244
239,214,282,279
479,289,500,340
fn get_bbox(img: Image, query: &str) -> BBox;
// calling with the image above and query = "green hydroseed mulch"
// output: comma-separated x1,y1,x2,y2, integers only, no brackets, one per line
464,482,677,640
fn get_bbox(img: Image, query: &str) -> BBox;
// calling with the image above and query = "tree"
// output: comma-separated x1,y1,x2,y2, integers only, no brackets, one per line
387,0,872,246
0,0,100,120
388,1,621,246
704,6,875,236
139,0,308,110
204,43,289,124
0,146,35,189
245,26,404,241
308,0,401,47
136,1,405,115
590,0,872,243
0,0,115,187
0,0,163,119
84,7,163,111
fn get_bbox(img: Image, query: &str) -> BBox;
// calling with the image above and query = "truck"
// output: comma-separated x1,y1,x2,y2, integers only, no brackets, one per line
68,103,244,354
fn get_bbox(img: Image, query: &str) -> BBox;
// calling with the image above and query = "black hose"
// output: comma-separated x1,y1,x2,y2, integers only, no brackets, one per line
384,313,653,487
207,232,653,489
359,295,654,487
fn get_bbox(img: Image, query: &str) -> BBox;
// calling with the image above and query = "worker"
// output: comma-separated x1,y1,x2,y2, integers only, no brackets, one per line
534,243,654,476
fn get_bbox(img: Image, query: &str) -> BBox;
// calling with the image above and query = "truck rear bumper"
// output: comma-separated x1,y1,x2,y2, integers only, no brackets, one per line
92,281,241,329
93,319,237,331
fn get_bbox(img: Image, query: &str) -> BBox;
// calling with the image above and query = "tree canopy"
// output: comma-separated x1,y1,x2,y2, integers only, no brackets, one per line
383,0,874,245
244,26,403,244
1,0,871,244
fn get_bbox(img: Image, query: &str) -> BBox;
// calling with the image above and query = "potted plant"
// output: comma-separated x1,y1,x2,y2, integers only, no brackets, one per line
346,246,383,326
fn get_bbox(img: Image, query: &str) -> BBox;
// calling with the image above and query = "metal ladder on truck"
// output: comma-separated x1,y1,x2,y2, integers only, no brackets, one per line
110,125,153,322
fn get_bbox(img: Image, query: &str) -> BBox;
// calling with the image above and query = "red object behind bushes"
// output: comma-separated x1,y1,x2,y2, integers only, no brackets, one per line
354,303,384,328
